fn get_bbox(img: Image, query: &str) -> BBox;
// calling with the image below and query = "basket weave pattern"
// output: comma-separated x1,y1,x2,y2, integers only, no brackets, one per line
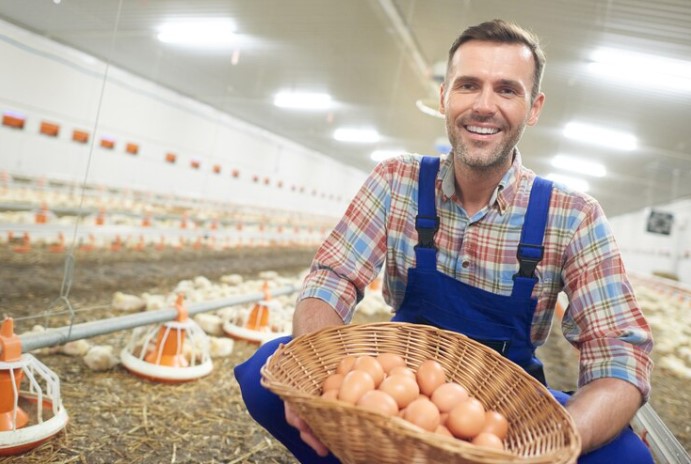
261,322,581,464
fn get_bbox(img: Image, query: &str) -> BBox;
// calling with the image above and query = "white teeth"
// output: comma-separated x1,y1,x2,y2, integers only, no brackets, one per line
466,125,499,135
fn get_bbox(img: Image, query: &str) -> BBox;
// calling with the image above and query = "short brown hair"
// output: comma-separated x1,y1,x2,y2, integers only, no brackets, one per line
447,19,546,102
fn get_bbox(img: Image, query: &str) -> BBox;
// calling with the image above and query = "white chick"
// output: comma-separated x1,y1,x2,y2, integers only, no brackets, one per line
194,313,224,336
141,293,167,311
60,339,91,357
659,355,691,379
112,292,146,312
193,275,213,290
220,274,243,286
258,270,279,280
83,345,119,371
209,336,234,358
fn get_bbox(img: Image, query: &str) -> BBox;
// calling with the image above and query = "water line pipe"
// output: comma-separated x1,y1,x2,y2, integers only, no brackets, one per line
11,284,300,354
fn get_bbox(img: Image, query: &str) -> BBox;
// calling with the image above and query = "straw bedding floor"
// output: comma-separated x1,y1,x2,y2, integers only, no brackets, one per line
0,246,688,463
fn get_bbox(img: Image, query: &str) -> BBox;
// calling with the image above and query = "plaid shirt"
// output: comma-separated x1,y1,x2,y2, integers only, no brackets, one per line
300,151,653,398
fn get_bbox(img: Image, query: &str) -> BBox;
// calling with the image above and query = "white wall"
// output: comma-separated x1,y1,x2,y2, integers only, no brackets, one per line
610,199,691,285
0,20,367,218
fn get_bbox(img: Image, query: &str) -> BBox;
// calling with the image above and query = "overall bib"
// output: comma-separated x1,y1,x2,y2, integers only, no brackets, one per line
234,156,653,464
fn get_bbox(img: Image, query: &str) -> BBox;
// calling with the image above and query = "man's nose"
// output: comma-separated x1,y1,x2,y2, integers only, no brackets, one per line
472,88,497,114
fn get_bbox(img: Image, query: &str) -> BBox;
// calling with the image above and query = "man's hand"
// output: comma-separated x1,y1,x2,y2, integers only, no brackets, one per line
286,297,344,455
284,402,329,457
565,377,643,452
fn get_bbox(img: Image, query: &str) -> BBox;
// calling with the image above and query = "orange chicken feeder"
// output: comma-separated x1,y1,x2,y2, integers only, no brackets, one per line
120,294,213,383
222,281,290,345
0,318,68,455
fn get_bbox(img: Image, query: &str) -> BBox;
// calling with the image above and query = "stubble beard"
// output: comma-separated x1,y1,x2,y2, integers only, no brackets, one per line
447,117,525,172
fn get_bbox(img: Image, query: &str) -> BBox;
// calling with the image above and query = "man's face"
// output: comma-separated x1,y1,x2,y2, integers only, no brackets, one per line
440,40,544,171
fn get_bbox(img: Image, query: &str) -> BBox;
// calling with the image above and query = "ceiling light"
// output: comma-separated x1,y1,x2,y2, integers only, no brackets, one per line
545,173,590,193
551,155,606,177
370,149,404,162
157,19,236,48
563,122,637,151
273,91,332,110
588,47,691,94
333,128,380,143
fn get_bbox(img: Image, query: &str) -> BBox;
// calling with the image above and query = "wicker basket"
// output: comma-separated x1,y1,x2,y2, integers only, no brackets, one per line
261,322,581,464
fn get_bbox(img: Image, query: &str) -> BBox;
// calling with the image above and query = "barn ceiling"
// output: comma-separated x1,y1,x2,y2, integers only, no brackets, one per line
1,0,690,217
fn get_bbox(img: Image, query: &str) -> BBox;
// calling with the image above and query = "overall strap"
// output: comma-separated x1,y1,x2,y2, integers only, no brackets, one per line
512,177,553,299
414,156,440,270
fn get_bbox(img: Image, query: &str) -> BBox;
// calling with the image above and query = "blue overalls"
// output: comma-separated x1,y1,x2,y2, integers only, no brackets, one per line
234,157,653,464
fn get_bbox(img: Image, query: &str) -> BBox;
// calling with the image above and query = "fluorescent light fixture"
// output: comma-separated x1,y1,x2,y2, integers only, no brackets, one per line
333,128,380,143
370,149,404,162
551,155,606,177
157,19,236,47
273,91,332,110
588,47,691,94
563,122,637,151
546,173,590,193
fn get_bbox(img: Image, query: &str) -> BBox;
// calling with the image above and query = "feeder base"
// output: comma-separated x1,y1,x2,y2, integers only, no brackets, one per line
0,394,68,456
121,350,213,383
222,322,290,345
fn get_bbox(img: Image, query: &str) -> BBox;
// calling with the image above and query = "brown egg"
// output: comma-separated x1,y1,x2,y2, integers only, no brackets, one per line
389,366,416,380
336,356,357,375
378,374,420,409
446,397,486,439
338,370,375,404
321,389,339,401
403,397,440,432
471,432,504,450
376,352,406,373
353,355,385,387
440,412,449,425
482,410,509,440
431,382,469,413
416,360,446,396
356,390,398,416
435,424,454,437
322,373,344,392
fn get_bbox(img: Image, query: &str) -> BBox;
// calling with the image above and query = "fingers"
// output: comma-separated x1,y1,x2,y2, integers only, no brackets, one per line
285,403,330,457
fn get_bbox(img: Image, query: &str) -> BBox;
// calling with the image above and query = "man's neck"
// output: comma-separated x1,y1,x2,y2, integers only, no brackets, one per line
453,158,511,217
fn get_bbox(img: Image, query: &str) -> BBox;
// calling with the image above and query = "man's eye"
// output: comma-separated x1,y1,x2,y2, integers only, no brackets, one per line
499,87,517,95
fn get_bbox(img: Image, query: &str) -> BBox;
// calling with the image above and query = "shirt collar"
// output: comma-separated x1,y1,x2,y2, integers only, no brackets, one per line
438,150,524,215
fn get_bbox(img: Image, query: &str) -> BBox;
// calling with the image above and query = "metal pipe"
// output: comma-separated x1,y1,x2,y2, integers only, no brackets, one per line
632,403,691,463
16,284,299,353
375,0,437,96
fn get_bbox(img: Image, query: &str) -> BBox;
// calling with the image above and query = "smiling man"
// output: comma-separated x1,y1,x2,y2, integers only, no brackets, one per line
235,19,654,464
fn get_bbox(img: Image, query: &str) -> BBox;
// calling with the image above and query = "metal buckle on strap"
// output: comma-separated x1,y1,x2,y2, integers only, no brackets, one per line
415,215,439,249
514,243,544,278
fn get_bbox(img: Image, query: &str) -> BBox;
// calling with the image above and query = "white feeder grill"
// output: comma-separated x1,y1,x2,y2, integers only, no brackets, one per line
223,300,290,345
0,354,69,456
121,318,213,382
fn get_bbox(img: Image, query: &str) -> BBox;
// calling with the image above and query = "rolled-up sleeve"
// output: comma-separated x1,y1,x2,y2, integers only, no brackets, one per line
561,199,654,400
299,160,392,322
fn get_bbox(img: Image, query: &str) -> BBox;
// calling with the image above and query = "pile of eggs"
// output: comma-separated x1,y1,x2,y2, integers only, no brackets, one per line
319,353,508,450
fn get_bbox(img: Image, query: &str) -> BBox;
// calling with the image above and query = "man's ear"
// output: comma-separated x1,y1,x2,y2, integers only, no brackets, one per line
439,83,446,115
527,92,545,126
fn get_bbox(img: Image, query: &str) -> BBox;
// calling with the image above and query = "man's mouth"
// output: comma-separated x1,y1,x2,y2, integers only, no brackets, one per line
465,125,500,135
